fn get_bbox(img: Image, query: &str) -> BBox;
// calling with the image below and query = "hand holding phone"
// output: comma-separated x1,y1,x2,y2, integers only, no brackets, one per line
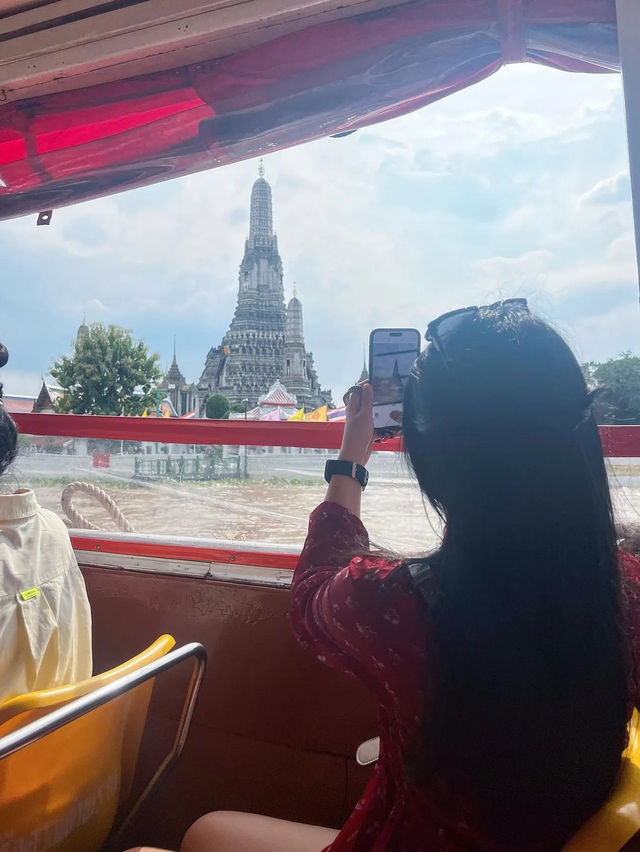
369,328,421,435
339,381,374,466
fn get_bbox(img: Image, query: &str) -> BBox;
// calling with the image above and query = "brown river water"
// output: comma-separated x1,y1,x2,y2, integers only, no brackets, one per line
33,478,438,551
16,454,640,554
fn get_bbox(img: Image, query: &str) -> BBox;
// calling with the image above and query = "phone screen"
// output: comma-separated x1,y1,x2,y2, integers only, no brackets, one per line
369,328,421,431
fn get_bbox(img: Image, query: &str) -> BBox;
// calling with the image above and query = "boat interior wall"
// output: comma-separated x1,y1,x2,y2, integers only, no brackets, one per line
0,0,619,219
80,564,377,849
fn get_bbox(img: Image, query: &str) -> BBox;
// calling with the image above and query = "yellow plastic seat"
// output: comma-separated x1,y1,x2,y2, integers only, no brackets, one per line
564,710,640,850
0,635,206,852
0,634,175,726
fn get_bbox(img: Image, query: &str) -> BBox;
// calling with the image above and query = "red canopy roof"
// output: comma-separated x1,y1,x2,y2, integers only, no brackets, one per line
0,0,618,219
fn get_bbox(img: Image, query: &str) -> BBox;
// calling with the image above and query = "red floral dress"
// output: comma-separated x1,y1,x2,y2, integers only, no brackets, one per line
290,501,640,852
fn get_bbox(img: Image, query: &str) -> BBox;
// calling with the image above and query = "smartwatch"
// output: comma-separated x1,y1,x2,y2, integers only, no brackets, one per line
324,459,369,490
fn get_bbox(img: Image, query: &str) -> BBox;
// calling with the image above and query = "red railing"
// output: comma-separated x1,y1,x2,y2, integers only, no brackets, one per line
10,413,640,456
10,413,403,451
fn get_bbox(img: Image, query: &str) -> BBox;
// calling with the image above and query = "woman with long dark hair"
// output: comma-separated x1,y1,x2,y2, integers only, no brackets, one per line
135,300,640,851
0,342,92,702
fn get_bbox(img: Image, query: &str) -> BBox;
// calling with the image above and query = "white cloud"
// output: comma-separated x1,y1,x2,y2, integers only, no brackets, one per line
81,298,108,315
473,249,554,283
578,171,631,207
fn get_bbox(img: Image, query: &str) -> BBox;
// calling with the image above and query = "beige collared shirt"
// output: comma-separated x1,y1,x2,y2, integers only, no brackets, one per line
0,489,92,701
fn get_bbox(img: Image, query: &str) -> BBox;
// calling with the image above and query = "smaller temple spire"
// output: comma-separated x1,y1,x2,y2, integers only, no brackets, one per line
76,314,89,344
166,340,185,384
258,157,265,178
293,281,297,299
285,292,304,346
358,343,369,383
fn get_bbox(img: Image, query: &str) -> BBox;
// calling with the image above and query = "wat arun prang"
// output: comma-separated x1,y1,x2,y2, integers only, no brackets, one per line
197,163,332,411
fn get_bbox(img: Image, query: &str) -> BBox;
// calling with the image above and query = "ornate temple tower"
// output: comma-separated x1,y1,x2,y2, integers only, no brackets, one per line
198,163,331,409
282,290,310,401
198,162,286,406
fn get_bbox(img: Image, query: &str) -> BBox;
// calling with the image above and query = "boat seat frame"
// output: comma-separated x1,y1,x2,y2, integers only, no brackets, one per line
0,641,207,852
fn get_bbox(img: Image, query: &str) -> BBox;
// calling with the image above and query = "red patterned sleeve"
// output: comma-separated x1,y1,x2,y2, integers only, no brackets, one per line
290,501,423,704
620,549,640,710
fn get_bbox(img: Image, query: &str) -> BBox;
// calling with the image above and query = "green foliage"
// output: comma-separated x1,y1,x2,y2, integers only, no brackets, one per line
582,352,640,424
51,323,161,415
230,402,248,413
205,394,230,419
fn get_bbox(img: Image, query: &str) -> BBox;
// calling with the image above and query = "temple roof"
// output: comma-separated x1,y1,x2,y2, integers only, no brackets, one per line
258,379,297,407
163,340,186,385
165,356,185,384
33,378,62,413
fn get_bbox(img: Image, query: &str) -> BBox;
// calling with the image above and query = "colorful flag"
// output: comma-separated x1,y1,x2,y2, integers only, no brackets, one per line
305,405,328,422
288,408,304,421
327,406,346,422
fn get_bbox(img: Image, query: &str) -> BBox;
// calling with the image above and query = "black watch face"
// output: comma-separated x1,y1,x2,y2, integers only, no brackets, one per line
360,467,369,488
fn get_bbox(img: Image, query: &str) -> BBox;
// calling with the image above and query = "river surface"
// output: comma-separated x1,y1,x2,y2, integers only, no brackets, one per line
8,450,640,552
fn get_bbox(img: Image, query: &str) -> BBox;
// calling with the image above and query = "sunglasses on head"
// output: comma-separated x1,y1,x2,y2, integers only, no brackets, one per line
425,298,529,364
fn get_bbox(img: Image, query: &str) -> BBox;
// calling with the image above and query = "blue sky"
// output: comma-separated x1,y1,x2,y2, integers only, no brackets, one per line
0,62,638,401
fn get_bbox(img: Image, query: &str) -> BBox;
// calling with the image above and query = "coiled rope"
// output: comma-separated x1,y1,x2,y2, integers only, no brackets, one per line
61,481,135,533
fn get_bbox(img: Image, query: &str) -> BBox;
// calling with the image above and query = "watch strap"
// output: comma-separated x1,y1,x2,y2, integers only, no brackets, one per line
324,459,369,489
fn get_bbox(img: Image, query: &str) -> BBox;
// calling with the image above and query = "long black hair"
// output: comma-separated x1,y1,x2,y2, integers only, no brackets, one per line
402,304,627,847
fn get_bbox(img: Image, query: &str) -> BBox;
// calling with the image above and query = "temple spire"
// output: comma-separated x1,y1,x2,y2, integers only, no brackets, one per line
358,343,369,383
249,162,273,240
285,290,304,346
258,157,265,178
76,315,89,344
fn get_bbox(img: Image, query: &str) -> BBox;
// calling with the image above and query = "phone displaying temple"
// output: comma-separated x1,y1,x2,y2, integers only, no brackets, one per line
369,328,421,431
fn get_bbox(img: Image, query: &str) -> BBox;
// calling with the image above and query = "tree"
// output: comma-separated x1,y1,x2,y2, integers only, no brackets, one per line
205,394,230,419
582,352,640,424
51,323,161,415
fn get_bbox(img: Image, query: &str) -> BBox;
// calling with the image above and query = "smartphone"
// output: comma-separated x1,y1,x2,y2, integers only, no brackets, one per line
369,328,421,434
